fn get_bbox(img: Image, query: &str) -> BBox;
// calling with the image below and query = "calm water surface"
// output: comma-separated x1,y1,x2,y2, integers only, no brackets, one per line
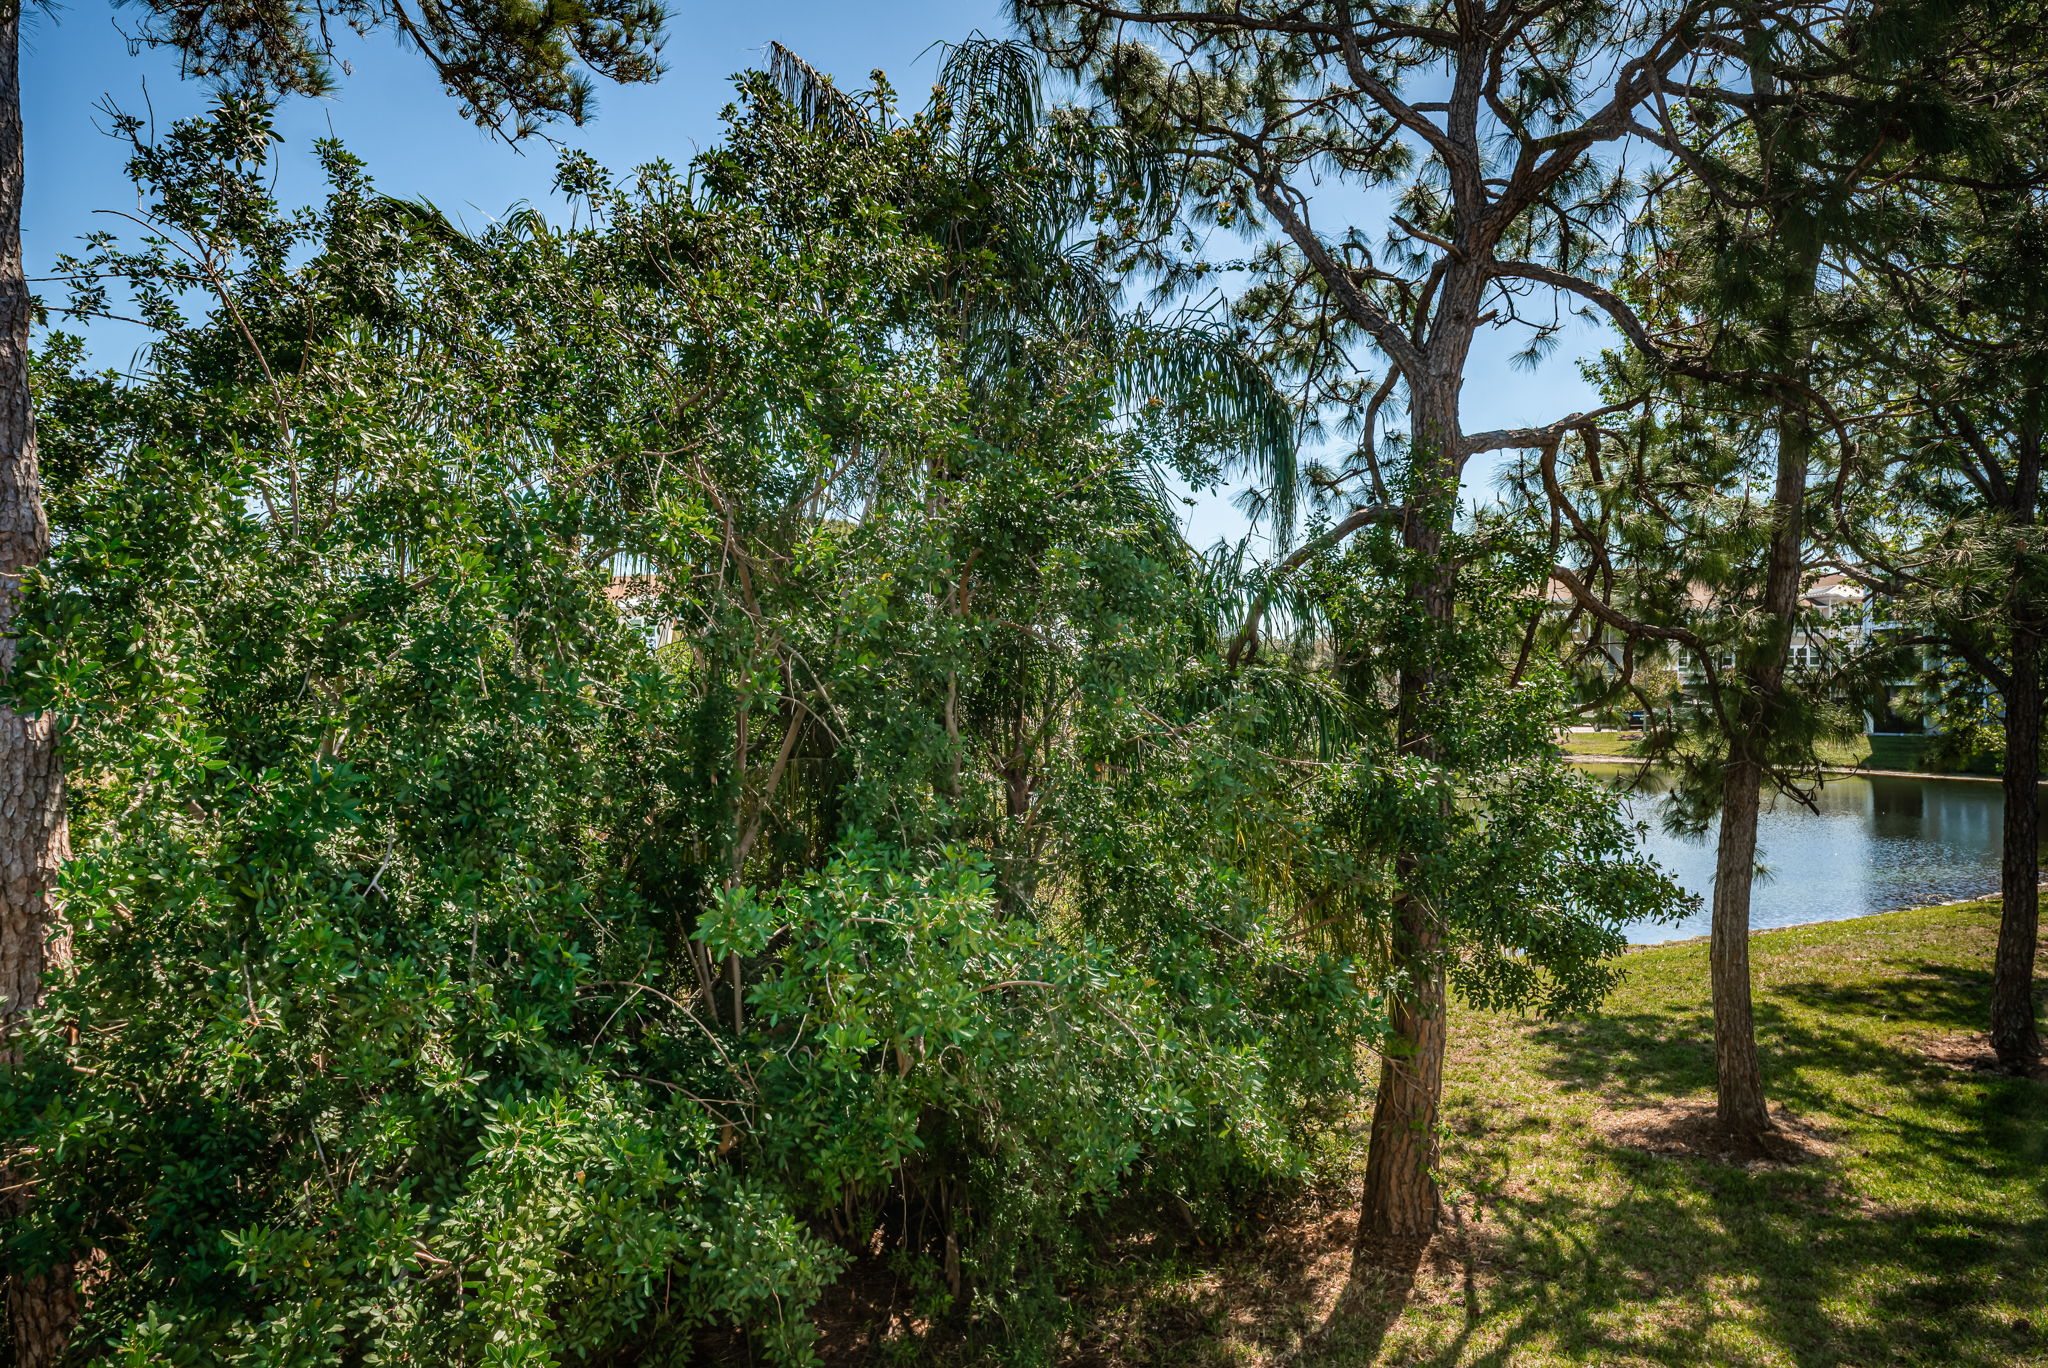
1584,763,2041,944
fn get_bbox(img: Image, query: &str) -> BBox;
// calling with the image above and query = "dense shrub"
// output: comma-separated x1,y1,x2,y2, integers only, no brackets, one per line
6,84,1386,1364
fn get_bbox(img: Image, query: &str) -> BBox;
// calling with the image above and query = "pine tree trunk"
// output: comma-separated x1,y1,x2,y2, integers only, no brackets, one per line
1703,442,1809,1141
1992,650,2041,1070
1,3,78,1361
1704,423,1807,1140
1357,895,1445,1240
1709,751,1770,1132
1992,411,2042,1071
0,0,66,1018
4,1270,77,1368
1356,374,1463,1242
1704,272,1817,1140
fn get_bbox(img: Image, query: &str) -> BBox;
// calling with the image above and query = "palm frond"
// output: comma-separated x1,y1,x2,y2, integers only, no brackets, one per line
938,36,1045,170
766,41,873,146
376,195,471,249
1124,322,1300,546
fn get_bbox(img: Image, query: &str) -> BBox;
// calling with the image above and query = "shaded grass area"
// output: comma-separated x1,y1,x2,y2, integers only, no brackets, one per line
1850,733,1960,773
1061,902,2048,1367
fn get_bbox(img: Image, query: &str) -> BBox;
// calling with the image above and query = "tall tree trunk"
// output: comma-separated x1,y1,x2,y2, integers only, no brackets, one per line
1702,29,1822,1127
1357,374,1460,1242
1992,412,2042,1071
1709,751,1770,1132
1,4,78,1362
1706,318,1816,1138
1357,896,1446,1240
1993,647,2041,1069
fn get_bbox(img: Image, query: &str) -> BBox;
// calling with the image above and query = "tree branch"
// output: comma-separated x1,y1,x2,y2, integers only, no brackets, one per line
1461,401,1640,456
1226,504,1402,668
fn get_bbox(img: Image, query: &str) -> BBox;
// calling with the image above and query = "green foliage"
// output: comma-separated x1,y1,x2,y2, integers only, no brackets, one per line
7,82,1383,1364
1293,528,1693,1006
112,0,667,138
700,840,1376,1338
9,27,1687,1359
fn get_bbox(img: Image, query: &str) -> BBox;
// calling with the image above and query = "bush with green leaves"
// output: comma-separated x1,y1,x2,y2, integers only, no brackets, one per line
6,76,1392,1364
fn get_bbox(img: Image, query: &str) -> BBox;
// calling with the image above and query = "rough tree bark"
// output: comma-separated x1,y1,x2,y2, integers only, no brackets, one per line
1994,636,2042,1070
1,1,78,1361
1992,417,2042,1071
1356,898,1446,1240
1707,314,1817,1139
1355,369,1468,1241
1708,751,1771,1132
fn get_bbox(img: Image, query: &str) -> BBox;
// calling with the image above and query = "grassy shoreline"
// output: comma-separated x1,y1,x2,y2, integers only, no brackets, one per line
1556,730,2004,781
1061,900,2048,1367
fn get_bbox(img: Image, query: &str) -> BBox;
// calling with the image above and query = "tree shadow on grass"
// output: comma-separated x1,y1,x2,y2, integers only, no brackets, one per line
1768,960,1992,1032
1533,954,1997,1096
1066,1155,2044,1368
1358,1157,2048,1368
1052,951,2045,1368
1304,1235,1429,1364
1529,958,2045,1168
1292,958,2047,1367
1443,962,2048,1367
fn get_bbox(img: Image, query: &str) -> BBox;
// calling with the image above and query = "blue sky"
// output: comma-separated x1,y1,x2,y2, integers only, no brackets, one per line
23,1,1604,547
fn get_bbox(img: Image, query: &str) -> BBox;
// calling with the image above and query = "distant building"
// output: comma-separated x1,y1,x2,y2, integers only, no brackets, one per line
606,576,680,648
1547,570,1934,735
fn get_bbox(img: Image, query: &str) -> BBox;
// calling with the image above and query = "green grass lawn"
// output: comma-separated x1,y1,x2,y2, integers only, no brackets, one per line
1556,731,1646,758
1065,902,2048,1367
1812,732,1980,773
1552,730,1991,776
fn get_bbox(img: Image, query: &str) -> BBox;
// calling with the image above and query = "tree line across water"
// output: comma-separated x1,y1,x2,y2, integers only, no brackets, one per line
2,0,2045,1362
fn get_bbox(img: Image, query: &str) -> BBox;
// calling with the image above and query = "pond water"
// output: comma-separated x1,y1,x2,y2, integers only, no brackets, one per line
1581,764,2039,944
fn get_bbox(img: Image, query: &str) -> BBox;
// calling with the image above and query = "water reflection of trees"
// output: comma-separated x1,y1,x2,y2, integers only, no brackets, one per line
1592,770,2025,938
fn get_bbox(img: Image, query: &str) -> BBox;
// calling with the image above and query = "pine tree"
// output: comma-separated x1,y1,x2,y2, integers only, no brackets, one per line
1528,0,2037,1128
1830,150,2048,1074
1010,0,1802,1240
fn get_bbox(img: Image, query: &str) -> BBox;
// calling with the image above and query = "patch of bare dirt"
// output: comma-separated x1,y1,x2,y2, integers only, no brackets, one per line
1916,1030,2048,1080
1061,1189,1361,1367
1054,1187,1515,1368
1594,1098,1836,1166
